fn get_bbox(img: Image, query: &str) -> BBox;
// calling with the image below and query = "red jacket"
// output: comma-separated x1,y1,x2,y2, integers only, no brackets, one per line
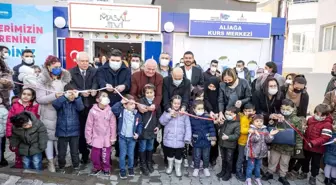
304,115,333,154
6,100,40,137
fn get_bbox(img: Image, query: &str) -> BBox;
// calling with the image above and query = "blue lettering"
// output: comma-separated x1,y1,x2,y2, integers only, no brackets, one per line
8,46,36,57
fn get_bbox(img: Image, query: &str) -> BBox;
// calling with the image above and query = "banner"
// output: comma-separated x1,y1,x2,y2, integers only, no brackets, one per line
0,3,53,68
65,38,84,70
189,9,272,39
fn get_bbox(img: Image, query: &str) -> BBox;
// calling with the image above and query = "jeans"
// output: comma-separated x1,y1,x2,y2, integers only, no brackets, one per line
302,150,323,177
119,136,136,170
246,158,262,179
236,145,247,175
58,136,80,168
220,147,234,174
193,147,210,169
22,153,42,171
139,139,154,152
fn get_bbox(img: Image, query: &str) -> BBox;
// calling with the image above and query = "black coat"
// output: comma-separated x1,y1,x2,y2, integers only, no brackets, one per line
69,66,98,108
139,97,161,140
181,66,204,88
204,77,220,113
162,76,191,111
12,61,34,96
203,68,221,84
281,86,309,117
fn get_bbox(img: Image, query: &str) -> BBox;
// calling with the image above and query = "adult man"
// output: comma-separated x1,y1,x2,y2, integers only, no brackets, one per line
13,49,35,96
97,49,131,106
130,54,142,74
93,57,101,68
234,60,251,84
181,51,204,88
203,59,221,82
326,63,336,94
158,52,172,78
69,52,98,164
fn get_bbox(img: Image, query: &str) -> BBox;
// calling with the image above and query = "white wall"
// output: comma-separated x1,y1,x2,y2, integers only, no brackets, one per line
1,0,152,6
287,2,318,20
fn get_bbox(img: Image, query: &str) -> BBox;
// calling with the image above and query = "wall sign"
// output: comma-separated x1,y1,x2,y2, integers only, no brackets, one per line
68,2,161,34
189,9,272,39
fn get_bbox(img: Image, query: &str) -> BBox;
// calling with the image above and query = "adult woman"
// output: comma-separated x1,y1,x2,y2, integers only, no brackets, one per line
35,55,71,172
255,62,285,92
218,68,252,120
285,73,296,86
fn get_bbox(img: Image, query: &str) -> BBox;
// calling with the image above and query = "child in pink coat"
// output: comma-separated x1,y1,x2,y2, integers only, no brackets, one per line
85,91,117,175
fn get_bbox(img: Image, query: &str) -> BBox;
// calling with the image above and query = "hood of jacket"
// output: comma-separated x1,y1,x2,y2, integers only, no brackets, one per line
91,103,111,114
39,67,71,86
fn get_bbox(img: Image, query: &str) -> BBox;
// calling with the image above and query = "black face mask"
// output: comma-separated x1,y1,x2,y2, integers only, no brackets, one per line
331,71,336,77
293,88,303,94
225,82,234,86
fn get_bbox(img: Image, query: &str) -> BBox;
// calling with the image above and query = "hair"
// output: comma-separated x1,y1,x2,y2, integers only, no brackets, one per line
262,77,281,97
20,88,36,103
44,55,61,67
281,99,295,108
0,46,10,73
243,103,255,110
110,49,122,57
170,95,182,103
285,73,296,80
210,59,218,65
11,96,18,105
183,51,194,57
226,106,238,114
191,87,204,101
237,60,245,66
0,46,9,54
222,68,238,82
124,94,135,102
10,112,31,128
131,53,141,59
64,83,76,91
192,100,204,110
32,65,41,71
96,90,108,99
252,114,264,122
314,103,330,116
293,76,307,86
142,83,156,96
21,49,33,56
265,61,277,73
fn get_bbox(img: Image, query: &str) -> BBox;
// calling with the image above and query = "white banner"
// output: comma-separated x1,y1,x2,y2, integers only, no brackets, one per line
68,2,161,34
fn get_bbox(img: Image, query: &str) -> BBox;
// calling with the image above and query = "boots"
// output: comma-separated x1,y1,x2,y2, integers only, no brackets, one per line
325,177,332,185
175,159,183,177
216,160,226,178
309,176,316,185
48,159,56,172
146,151,154,173
166,157,174,174
140,152,149,176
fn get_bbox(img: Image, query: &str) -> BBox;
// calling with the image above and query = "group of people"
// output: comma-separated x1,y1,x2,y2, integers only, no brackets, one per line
0,45,336,185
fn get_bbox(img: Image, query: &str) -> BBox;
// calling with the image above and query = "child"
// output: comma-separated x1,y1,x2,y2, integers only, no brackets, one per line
217,107,240,181
262,99,304,185
236,103,255,181
191,88,204,101
245,114,278,185
52,87,84,173
298,103,333,185
190,100,216,177
138,84,160,176
6,88,39,168
324,124,336,185
160,95,191,177
85,91,116,175
9,111,48,171
0,95,8,163
112,94,143,179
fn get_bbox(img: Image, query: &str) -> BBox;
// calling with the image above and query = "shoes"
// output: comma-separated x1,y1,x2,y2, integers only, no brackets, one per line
175,159,183,177
140,152,149,176
166,157,174,174
90,169,100,176
193,169,199,177
286,171,298,181
0,159,8,168
146,151,154,173
278,177,290,185
119,170,127,179
204,168,211,177
128,168,135,177
103,171,110,176
48,159,56,173
184,159,189,168
57,168,65,174
236,172,246,182
309,176,316,185
222,173,232,181
255,178,263,185
216,160,226,178
297,172,308,180
246,178,252,185
73,167,80,175
261,172,273,181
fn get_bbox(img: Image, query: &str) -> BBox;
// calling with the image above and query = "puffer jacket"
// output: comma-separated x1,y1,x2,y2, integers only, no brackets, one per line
324,133,336,167
0,105,8,138
6,99,39,137
139,98,161,140
10,112,48,156
159,111,191,149
304,115,333,154
190,114,216,148
35,67,71,140
85,104,116,148
238,113,251,146
218,118,240,149
245,125,274,159
52,96,84,137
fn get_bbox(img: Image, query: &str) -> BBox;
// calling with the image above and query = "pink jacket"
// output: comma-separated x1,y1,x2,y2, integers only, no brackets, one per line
85,104,117,148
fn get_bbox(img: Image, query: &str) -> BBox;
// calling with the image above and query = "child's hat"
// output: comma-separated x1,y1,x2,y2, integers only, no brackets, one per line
252,114,264,122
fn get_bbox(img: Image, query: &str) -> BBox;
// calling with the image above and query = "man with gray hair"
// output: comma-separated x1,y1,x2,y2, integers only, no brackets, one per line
69,51,98,164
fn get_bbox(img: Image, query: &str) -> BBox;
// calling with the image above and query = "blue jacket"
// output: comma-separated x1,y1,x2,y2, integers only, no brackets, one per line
190,114,216,148
97,62,131,106
324,133,336,167
111,102,143,139
52,96,84,137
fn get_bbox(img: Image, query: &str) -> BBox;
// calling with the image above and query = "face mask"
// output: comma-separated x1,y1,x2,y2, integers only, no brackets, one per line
173,79,182,87
281,109,293,116
268,88,278,95
109,61,122,71
3,53,9,59
100,97,110,105
225,82,234,86
51,67,62,76
225,114,233,121
195,111,204,116
146,97,153,104
264,69,269,74
236,67,243,72
285,79,292,84
314,115,326,121
331,71,336,77
293,88,303,94
160,59,170,66
210,67,217,73
131,62,140,70
24,57,34,65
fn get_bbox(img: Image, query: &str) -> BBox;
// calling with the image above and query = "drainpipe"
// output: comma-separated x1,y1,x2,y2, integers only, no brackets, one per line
278,0,288,18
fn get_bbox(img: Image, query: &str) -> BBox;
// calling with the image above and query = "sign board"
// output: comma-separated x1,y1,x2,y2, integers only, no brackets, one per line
189,9,272,39
68,2,161,34
65,38,84,70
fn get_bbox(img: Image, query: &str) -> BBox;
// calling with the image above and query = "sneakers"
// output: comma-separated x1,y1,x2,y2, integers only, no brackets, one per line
128,168,135,177
297,172,308,180
193,169,199,177
90,169,100,176
255,178,263,185
261,172,273,181
184,159,189,168
278,177,290,185
203,168,211,177
57,168,66,174
236,172,246,182
119,170,127,179
103,171,110,176
246,178,252,185
309,176,316,185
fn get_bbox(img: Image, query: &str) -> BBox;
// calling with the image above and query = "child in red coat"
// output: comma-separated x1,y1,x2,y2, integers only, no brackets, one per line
6,88,39,168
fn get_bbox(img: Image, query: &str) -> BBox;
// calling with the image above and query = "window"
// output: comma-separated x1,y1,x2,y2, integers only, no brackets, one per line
292,32,314,52
293,0,318,4
322,25,336,51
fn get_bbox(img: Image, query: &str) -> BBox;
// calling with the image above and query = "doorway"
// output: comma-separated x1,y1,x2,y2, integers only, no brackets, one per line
93,42,142,62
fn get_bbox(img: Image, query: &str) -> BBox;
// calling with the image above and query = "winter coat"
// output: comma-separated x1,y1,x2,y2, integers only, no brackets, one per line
323,90,336,122
190,114,216,148
139,98,161,140
203,68,221,84
6,99,39,137
304,116,333,154
324,133,336,167
255,73,285,92
96,62,131,106
52,96,84,137
204,77,220,113
85,104,117,148
181,66,204,88
10,112,48,156
35,67,71,140
218,118,240,149
238,113,251,146
281,85,309,117
325,77,336,95
0,69,13,109
234,67,252,85
111,102,143,138
245,125,274,159
159,111,191,149
0,105,8,138
69,66,98,108
13,61,35,96
162,76,191,111
17,65,38,88
218,78,252,112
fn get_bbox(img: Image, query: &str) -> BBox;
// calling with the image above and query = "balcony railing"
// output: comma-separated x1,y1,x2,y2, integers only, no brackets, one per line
293,0,318,4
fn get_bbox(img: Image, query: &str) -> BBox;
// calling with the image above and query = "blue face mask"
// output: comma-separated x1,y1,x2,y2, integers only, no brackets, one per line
146,98,153,104
51,67,62,76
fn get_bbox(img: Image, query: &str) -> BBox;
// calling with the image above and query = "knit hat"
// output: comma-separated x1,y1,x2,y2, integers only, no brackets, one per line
252,114,264,122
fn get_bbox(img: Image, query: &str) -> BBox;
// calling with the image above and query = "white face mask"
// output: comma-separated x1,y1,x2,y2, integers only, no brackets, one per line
160,59,170,66
210,67,217,73
195,111,204,116
285,79,292,84
100,97,110,105
109,61,122,71
3,53,9,59
236,67,243,72
24,57,34,65
268,88,278,95
173,79,182,87
131,62,140,70
264,69,270,74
